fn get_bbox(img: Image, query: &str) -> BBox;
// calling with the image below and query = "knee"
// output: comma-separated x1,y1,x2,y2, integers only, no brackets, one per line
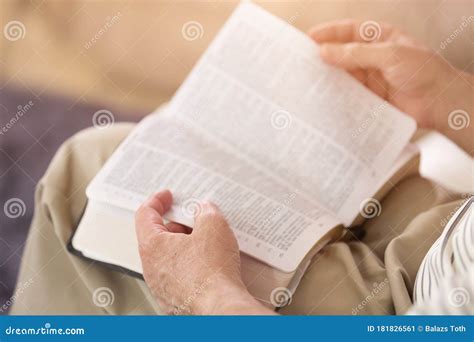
65,123,135,162
40,123,134,199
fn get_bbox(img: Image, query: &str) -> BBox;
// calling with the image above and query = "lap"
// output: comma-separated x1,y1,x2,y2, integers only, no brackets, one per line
10,124,158,314
11,124,463,315
282,178,462,315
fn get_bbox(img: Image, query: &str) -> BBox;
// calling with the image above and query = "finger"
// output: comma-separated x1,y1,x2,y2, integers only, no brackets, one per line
309,19,362,43
193,202,232,238
145,189,173,217
319,42,400,70
343,69,388,99
349,68,368,85
165,222,192,234
135,190,173,241
366,69,389,99
309,20,395,44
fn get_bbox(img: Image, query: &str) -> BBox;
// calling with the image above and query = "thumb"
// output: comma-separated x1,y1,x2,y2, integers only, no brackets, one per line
320,42,400,70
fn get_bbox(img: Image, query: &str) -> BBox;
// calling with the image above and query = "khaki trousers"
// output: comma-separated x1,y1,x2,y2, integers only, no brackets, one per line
10,124,463,315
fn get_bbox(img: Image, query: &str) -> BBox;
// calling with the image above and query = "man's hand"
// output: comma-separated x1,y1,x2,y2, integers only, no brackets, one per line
135,190,273,315
309,20,473,154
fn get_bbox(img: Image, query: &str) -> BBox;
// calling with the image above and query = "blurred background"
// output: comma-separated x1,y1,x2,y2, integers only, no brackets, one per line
0,0,473,313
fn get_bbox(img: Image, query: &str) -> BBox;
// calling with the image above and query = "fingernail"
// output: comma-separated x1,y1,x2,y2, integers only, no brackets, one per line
200,201,216,214
307,27,318,38
146,189,171,204
320,44,332,56
320,44,340,63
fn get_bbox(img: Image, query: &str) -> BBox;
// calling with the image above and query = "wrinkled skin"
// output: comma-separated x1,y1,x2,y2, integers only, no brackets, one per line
135,190,272,315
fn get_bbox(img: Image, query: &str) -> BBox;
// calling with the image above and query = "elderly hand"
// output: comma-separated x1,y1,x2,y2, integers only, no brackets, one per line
309,20,473,154
135,190,272,315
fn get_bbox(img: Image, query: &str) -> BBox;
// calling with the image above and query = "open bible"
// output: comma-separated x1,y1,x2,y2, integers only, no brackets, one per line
70,2,419,307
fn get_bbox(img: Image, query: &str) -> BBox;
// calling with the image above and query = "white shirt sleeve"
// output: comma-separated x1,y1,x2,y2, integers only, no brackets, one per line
409,196,473,315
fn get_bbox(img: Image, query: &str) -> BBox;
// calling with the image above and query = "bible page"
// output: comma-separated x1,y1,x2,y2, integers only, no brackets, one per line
87,114,341,273
86,2,416,271
166,2,416,225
